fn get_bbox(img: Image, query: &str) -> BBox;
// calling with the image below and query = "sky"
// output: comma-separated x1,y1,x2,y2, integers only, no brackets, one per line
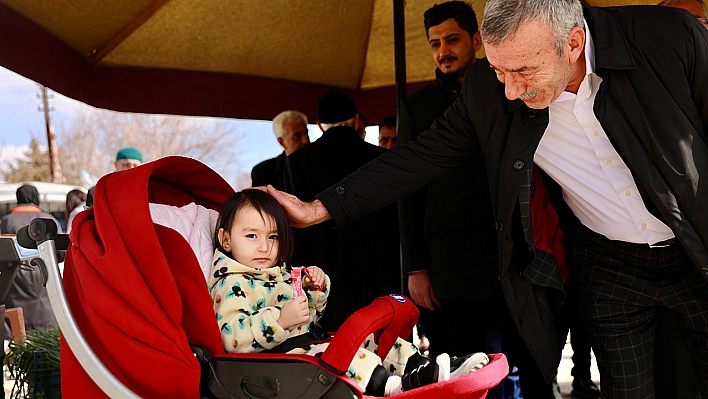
0,66,380,188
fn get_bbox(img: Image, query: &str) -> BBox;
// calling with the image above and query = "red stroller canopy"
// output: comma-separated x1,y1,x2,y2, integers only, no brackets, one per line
63,156,234,398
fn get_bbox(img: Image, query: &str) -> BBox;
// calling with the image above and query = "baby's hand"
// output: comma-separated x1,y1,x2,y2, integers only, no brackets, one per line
304,266,326,291
277,295,310,329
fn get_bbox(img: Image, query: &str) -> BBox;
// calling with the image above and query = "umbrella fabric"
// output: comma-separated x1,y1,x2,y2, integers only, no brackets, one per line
62,156,233,398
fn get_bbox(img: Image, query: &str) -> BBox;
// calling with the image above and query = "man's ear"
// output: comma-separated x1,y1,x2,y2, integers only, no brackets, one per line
276,137,286,150
218,228,230,251
566,26,585,63
472,31,482,53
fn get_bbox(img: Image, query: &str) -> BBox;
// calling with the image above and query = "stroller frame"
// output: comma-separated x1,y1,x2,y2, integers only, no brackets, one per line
18,156,508,398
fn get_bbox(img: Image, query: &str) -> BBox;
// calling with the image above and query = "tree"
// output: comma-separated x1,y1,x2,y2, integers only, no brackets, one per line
2,139,51,183
57,108,249,188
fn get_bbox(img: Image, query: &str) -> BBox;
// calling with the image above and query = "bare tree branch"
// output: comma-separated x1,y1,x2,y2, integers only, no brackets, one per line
57,108,249,188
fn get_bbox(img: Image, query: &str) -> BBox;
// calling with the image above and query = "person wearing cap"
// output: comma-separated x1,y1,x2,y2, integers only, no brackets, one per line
0,184,62,340
283,89,401,331
114,147,143,171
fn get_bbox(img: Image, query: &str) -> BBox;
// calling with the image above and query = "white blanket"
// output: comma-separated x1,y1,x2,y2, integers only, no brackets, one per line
149,202,219,281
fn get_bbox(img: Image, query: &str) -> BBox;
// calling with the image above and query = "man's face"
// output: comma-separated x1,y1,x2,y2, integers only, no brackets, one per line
665,0,708,29
378,126,397,150
114,158,142,171
278,120,310,156
428,18,482,82
485,19,585,110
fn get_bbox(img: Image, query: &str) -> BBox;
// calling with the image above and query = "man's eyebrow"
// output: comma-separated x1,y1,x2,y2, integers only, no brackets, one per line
488,62,534,73
429,33,461,43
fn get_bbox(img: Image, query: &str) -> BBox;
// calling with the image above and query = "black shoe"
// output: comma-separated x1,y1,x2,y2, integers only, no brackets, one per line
401,354,448,391
571,377,601,399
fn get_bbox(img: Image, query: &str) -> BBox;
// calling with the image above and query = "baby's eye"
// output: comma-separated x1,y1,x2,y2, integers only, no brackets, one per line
245,233,257,238
268,234,279,240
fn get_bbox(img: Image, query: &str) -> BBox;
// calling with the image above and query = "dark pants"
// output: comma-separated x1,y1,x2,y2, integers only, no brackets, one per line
566,224,708,399
563,277,594,379
654,308,701,399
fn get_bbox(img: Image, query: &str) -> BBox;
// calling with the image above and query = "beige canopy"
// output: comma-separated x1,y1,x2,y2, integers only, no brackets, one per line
0,0,656,122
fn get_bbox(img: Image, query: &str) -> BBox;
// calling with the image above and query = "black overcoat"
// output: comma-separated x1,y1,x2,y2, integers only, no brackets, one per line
315,5,708,383
251,152,287,191
284,126,401,331
398,68,498,301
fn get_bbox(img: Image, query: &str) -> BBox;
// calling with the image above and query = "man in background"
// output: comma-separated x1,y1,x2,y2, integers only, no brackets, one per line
87,147,144,207
114,147,143,171
284,90,400,331
377,116,397,150
1,184,62,338
251,111,310,191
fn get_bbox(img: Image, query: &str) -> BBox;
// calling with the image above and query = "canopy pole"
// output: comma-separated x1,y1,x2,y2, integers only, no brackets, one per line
393,0,406,119
393,0,406,295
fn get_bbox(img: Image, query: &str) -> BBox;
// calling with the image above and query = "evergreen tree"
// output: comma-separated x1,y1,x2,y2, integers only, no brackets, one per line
2,139,51,183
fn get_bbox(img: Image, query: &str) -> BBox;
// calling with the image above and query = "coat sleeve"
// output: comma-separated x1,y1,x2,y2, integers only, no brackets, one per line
211,274,289,353
686,14,708,138
306,274,330,322
316,89,479,226
397,97,431,275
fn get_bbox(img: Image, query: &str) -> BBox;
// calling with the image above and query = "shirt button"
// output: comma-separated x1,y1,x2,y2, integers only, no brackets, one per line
641,223,647,229
625,191,631,197
513,160,525,170
335,186,345,195
593,131,600,136
606,160,613,166
496,221,504,231
527,110,537,118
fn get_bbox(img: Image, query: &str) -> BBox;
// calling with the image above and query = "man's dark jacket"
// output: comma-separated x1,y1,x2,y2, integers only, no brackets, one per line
251,152,286,190
285,126,400,331
399,68,498,301
315,5,708,383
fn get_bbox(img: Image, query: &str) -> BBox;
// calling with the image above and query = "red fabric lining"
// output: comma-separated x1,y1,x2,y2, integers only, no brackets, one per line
530,167,570,283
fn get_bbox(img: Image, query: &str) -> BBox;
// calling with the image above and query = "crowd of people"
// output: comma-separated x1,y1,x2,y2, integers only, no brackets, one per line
2,0,707,398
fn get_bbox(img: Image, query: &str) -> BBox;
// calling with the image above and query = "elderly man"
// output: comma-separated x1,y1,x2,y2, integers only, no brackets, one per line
260,1,708,397
251,110,310,191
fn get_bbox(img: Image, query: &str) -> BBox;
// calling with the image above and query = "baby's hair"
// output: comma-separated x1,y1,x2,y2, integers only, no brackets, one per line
214,190,295,266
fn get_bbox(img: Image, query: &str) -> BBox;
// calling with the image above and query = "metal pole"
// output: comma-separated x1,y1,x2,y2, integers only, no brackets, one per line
393,0,406,295
40,85,63,183
393,0,407,119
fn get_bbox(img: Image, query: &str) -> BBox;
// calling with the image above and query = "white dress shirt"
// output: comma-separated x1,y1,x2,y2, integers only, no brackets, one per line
533,24,674,245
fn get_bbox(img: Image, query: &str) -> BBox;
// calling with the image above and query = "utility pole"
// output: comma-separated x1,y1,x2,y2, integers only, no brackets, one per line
38,84,64,183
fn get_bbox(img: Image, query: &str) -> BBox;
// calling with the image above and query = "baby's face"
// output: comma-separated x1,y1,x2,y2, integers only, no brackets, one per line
220,206,279,269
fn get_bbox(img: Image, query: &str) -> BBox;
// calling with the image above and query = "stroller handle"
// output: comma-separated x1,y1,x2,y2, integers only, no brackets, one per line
319,294,419,375
25,218,141,399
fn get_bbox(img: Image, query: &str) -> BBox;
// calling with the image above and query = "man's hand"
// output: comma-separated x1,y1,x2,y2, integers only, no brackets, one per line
277,295,310,329
252,185,331,228
407,271,440,311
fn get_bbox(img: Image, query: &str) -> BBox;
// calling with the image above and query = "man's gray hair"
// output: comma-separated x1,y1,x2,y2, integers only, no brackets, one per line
481,0,585,56
658,0,708,14
272,110,308,139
